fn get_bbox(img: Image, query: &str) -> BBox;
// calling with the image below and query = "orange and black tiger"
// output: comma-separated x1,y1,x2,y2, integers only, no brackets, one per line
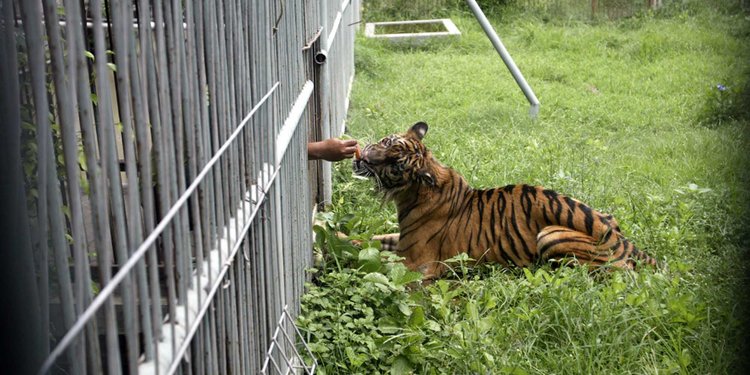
352,122,658,280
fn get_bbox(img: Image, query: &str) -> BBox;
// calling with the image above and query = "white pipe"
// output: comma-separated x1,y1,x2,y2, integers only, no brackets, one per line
319,0,332,204
316,0,352,64
465,0,540,118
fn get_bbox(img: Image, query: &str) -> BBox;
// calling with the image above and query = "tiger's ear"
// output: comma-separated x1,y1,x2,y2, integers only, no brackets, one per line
408,121,428,140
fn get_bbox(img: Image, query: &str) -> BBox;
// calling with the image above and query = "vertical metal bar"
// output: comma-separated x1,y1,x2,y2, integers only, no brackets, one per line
248,228,260,373
193,324,204,375
213,0,228,248
135,1,165,370
266,3,282,365
465,0,540,118
88,0,124,372
153,0,179,355
60,0,106,370
165,0,189,313
176,0,194,338
208,306,219,375
222,0,239,250
233,5,250,332
216,288,226,375
237,244,249,373
228,5,242,371
195,0,211,308
183,0,203,309
17,0,50,362
318,0,333,205
246,3,262,367
227,264,239,375
162,2,185,325
127,0,156,361
202,0,216,282
111,1,149,371
205,0,225,254
248,0,265,359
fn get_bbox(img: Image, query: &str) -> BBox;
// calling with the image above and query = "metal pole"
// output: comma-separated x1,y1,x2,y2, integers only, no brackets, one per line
318,0,333,205
465,0,540,118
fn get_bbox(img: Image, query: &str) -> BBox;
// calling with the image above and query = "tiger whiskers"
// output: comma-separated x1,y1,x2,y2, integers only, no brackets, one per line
371,172,384,191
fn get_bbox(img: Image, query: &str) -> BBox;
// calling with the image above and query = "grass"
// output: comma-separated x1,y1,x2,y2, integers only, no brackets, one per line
299,2,750,374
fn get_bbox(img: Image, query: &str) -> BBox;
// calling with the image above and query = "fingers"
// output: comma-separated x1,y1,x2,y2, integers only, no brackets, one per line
340,139,358,147
310,138,359,161
337,138,358,159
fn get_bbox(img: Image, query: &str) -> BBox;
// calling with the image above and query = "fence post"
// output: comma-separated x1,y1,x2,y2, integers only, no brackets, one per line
318,0,334,205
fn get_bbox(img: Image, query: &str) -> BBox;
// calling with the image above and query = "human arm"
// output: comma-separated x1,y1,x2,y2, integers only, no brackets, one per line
308,138,358,161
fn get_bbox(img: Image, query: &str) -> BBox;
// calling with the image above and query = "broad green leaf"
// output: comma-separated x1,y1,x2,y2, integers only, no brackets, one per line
424,320,441,332
358,247,382,272
408,305,425,327
390,355,413,375
396,270,423,286
465,301,478,321
363,272,390,286
397,301,412,316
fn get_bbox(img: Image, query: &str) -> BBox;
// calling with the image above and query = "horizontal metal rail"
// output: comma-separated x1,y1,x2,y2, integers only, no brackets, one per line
277,81,315,166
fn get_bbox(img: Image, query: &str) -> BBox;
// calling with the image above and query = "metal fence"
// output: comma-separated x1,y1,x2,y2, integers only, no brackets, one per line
1,0,359,374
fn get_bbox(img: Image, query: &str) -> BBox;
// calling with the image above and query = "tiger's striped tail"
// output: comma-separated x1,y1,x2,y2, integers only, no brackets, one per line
537,225,659,270
629,247,659,269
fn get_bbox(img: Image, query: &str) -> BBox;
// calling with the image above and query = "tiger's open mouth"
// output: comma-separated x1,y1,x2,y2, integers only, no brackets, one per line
352,158,374,178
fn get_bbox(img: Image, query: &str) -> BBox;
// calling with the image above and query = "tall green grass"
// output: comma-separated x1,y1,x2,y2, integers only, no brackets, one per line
299,3,749,374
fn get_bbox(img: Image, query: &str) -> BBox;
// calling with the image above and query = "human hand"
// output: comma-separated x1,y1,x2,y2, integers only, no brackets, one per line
308,138,359,161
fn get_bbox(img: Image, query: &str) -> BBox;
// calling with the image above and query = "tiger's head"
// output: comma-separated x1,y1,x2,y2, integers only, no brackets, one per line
353,122,437,197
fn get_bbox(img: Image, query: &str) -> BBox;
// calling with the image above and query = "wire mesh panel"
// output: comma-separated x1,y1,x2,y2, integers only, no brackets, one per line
2,0,359,373
260,306,318,375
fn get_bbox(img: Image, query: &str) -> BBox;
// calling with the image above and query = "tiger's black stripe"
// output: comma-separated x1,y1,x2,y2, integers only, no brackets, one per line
579,203,595,236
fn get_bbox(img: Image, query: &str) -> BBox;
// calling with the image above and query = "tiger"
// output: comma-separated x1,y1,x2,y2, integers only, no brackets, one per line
352,121,658,280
